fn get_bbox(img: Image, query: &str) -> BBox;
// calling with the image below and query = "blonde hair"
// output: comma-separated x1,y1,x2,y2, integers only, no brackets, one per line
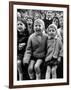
34,19,45,30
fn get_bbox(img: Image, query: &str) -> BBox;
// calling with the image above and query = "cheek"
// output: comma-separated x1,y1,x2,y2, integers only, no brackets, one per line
54,32,57,35
55,21,57,25
41,26,44,30
48,31,51,35
17,25,20,28
34,27,36,31
22,24,26,29
34,26,36,30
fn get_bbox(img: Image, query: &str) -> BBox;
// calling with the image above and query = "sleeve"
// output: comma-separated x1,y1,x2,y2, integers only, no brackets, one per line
45,54,53,62
25,36,32,55
56,38,63,57
23,36,32,64
59,39,63,57
53,38,63,58
45,37,53,62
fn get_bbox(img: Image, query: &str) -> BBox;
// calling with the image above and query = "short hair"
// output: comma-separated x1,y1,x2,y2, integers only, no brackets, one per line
52,16,60,28
34,19,45,29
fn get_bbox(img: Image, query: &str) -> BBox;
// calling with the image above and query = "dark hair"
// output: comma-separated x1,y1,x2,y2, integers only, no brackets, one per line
52,16,60,28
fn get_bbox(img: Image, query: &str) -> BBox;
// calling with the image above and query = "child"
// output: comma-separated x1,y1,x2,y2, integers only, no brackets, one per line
44,11,53,32
45,24,63,79
23,19,47,80
52,17,60,29
17,20,29,80
26,17,34,35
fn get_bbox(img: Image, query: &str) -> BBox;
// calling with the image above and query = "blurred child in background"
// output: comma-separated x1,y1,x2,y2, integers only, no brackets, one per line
26,17,34,35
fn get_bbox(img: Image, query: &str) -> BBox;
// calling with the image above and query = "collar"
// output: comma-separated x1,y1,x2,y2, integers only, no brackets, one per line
48,35,57,40
35,32,43,37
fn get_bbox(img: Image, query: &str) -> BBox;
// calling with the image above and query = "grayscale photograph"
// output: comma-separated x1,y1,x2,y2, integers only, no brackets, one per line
17,9,63,81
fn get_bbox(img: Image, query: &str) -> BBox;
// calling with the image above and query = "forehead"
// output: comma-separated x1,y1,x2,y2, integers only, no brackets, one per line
48,26,56,30
17,21,22,24
34,21,43,25
27,18,32,21
17,21,25,25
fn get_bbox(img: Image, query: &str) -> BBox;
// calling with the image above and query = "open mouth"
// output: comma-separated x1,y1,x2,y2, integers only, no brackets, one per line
36,29,41,32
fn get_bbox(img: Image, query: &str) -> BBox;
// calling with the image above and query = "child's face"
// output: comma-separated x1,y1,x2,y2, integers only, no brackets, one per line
17,21,26,32
52,18,59,27
27,18,33,25
34,13,40,20
34,22,43,35
47,27,57,38
46,11,52,20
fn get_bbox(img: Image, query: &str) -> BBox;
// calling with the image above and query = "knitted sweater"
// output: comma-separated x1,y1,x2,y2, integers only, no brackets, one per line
24,33,48,60
45,37,63,62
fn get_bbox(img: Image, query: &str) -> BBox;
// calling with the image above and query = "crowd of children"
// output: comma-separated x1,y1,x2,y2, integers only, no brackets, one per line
17,9,63,80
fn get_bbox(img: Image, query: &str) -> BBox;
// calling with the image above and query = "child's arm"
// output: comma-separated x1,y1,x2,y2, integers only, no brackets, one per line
58,38,63,62
23,36,32,64
19,43,26,50
45,55,52,62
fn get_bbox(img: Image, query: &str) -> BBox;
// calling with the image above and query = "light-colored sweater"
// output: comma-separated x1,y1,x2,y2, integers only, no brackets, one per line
45,37,63,62
24,33,48,61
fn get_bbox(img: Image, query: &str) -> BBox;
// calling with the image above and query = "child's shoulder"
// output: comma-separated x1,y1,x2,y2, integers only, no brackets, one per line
28,33,36,39
55,37,62,45
56,37,61,42
43,33,48,38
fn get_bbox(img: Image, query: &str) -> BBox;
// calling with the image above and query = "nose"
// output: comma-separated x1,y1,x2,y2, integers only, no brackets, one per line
50,31,53,34
37,26,40,29
18,24,21,27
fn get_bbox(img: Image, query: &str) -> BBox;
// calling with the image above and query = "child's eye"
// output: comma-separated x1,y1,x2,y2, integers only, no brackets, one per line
52,30,55,32
35,25,37,27
18,23,22,26
20,23,22,25
49,30,51,32
39,25,41,27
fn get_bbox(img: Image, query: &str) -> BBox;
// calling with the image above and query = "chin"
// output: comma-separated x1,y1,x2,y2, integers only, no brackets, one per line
50,36,55,39
36,32,41,35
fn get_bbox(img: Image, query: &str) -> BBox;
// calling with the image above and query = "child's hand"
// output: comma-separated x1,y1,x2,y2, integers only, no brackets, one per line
23,58,29,65
19,43,26,50
23,54,31,65
45,57,51,62
58,57,61,62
